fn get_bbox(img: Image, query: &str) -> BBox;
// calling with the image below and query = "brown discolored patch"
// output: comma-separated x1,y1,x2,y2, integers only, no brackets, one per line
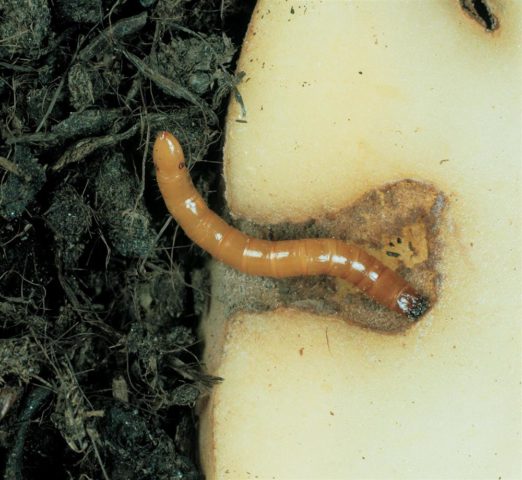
211,179,446,333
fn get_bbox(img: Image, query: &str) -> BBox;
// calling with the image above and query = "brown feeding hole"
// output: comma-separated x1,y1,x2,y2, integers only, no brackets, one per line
213,179,446,333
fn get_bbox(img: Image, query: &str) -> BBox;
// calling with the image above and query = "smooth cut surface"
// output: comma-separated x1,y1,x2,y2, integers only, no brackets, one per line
225,0,521,224
200,0,522,478
201,306,521,479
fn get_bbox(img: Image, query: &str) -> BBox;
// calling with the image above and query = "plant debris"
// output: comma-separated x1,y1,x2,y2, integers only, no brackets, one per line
0,0,255,478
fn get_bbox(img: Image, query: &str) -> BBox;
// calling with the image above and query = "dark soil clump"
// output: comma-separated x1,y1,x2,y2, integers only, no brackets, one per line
0,1,255,478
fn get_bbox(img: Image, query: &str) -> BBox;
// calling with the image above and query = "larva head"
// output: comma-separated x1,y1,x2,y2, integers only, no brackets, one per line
153,131,186,178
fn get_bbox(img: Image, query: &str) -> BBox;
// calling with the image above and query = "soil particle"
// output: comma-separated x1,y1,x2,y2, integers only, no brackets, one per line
54,0,103,24
46,185,92,268
0,145,45,219
102,406,201,479
0,0,51,59
95,153,156,258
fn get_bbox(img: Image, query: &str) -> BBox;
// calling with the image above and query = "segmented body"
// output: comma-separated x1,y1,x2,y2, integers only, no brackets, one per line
153,131,428,320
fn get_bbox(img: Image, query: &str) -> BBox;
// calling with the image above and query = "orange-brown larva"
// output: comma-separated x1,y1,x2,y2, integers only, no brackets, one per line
153,131,429,320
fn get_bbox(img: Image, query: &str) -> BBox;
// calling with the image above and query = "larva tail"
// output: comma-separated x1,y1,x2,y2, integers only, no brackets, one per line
396,289,430,321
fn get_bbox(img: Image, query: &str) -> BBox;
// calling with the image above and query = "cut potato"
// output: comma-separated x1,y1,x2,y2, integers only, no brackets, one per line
199,1,522,478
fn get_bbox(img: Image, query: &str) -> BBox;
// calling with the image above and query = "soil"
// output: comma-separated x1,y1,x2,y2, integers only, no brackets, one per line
0,1,254,478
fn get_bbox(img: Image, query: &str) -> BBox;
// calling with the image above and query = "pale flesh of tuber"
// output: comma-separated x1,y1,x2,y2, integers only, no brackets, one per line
199,1,522,478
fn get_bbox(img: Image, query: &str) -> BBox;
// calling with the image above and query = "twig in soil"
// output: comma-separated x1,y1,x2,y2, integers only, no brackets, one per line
6,109,123,147
51,112,171,171
34,74,67,134
119,48,219,125
4,386,52,480
78,12,148,62
86,427,110,480
168,356,222,389
51,124,140,171
0,386,21,421
0,156,29,181
0,61,36,73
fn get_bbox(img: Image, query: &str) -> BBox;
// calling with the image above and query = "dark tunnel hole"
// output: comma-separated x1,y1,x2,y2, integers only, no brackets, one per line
461,0,498,31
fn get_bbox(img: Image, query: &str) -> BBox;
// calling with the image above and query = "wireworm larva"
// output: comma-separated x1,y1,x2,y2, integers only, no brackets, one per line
153,131,429,320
